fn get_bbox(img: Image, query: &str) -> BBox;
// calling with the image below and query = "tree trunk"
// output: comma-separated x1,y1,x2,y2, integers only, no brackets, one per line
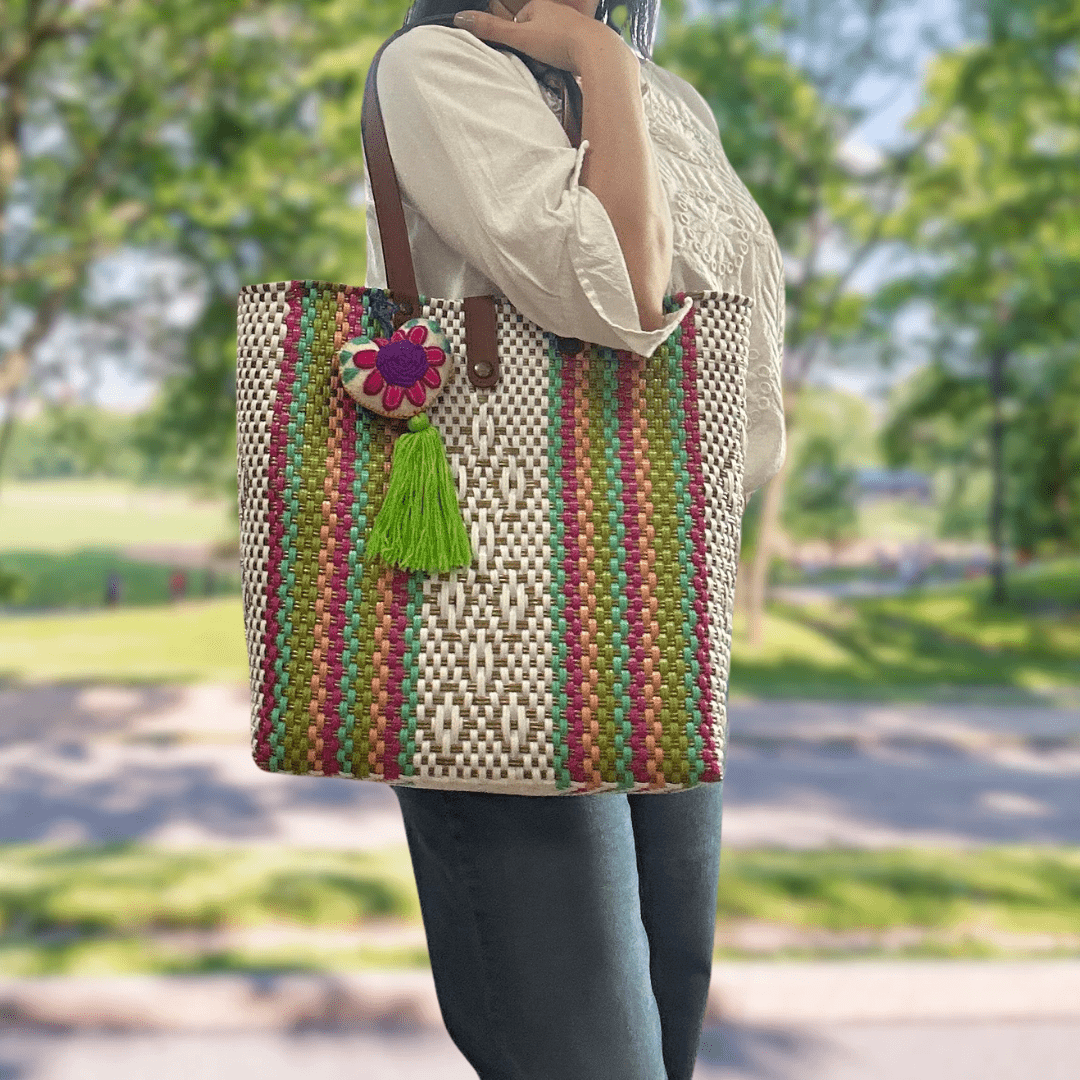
988,345,1008,604
0,387,22,505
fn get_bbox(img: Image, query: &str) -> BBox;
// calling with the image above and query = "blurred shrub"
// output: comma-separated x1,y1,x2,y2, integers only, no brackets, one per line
0,549,238,611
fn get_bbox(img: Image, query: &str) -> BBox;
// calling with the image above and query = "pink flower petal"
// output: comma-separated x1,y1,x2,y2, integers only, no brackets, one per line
407,324,428,344
356,349,378,369
374,337,389,347
390,329,404,342
382,384,404,410
424,347,446,366
421,367,442,389
405,381,428,407
363,369,385,395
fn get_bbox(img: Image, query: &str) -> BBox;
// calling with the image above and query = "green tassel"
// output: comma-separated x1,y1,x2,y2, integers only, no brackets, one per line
368,412,472,574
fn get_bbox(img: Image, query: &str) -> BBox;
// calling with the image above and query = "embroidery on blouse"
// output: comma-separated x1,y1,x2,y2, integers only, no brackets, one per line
639,63,787,493
527,56,787,492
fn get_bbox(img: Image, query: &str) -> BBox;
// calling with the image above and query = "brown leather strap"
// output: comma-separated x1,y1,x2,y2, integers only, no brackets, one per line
362,26,500,390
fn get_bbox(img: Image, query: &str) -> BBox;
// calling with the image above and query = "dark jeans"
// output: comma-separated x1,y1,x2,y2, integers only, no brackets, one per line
394,781,724,1080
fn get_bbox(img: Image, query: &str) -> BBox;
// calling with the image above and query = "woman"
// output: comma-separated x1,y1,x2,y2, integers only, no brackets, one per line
365,2,785,1077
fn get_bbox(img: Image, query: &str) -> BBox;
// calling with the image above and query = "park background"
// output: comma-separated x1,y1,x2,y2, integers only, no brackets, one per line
1,0,1078,1077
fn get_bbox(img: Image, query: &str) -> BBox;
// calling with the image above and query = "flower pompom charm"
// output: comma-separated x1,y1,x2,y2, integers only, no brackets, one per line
338,319,453,420
337,316,471,576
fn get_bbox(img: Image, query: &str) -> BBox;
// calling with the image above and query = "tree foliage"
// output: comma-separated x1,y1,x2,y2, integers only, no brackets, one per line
658,0,931,638
879,0,1080,561
656,0,903,374
0,0,404,501
783,434,858,545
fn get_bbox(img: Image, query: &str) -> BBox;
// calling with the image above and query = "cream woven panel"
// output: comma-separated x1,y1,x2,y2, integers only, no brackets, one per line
694,295,750,770
411,299,558,789
235,282,288,754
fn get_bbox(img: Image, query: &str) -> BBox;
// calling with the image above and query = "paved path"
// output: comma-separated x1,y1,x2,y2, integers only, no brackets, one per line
1,683,1078,849
3,964,1080,1080
3,1021,1079,1080
3,683,1079,1078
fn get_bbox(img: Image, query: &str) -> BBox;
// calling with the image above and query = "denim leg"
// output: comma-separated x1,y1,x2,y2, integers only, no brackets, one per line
629,782,724,1080
393,786,668,1080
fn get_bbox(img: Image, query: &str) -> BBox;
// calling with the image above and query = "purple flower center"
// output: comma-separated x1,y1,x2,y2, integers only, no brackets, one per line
377,339,428,386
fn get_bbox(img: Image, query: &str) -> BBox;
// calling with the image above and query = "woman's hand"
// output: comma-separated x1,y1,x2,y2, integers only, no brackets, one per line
453,0,612,76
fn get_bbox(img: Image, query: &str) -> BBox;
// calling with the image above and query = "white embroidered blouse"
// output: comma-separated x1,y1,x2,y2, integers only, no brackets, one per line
365,24,786,495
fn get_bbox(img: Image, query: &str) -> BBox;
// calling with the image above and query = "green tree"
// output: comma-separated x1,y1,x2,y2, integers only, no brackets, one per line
1007,355,1080,554
883,347,1080,555
128,0,408,501
0,0,403,507
781,385,873,547
880,361,992,541
658,0,937,642
879,0,1080,598
783,433,858,547
6,399,123,479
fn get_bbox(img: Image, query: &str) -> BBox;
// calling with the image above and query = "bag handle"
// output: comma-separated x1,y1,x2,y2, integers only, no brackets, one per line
362,17,501,389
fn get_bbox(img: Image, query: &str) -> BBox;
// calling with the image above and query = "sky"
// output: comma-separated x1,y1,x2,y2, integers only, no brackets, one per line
54,0,964,417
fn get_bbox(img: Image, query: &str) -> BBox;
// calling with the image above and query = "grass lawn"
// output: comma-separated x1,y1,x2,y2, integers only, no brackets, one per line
0,597,249,685
1,843,1077,975
0,550,1077,699
730,559,1080,702
0,844,423,976
714,847,1080,959
0,548,240,610
0,479,236,553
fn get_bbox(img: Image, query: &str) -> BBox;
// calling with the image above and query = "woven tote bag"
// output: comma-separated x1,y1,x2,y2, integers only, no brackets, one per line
235,20,752,795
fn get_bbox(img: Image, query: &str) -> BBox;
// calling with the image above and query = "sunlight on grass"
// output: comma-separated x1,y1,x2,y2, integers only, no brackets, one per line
2,843,1077,974
0,479,236,553
732,605,856,668
0,843,420,932
0,939,433,978
730,562,1080,701
1,556,1077,697
0,598,248,684
0,843,424,975
718,848,1080,935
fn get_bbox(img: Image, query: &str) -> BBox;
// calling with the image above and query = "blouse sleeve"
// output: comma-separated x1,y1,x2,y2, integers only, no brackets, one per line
678,81,788,497
374,25,692,357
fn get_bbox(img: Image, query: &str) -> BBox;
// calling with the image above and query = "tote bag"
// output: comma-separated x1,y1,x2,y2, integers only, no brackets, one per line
235,18,752,795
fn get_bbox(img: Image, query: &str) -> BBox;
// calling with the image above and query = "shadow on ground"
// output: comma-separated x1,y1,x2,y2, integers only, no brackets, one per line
2,681,1080,849
698,1021,838,1079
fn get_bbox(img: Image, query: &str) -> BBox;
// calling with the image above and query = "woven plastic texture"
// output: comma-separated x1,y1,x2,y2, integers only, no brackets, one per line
236,281,750,794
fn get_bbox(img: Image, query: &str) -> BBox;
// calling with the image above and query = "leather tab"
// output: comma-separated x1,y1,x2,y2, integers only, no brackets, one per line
464,296,499,388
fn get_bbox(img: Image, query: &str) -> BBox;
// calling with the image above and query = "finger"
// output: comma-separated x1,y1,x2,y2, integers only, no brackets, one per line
453,8,515,37
489,0,514,19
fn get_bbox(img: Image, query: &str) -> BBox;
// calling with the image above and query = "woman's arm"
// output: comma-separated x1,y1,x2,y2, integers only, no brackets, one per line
571,35,673,333
374,25,691,356
451,0,680,338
